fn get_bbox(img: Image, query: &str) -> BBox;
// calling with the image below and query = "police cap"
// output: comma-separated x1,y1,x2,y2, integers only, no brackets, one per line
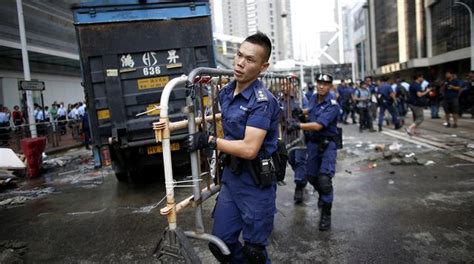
316,73,333,83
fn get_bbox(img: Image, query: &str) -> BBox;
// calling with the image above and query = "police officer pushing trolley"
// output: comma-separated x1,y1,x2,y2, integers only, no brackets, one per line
186,32,280,263
289,73,341,231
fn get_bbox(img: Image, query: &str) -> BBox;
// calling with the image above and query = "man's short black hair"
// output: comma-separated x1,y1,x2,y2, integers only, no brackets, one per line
243,31,272,62
381,76,389,82
414,73,424,79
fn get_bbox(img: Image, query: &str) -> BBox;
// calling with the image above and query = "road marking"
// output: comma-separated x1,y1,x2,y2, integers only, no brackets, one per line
382,130,474,163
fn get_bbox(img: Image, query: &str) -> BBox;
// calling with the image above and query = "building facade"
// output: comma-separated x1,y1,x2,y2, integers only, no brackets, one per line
0,0,84,112
356,0,473,81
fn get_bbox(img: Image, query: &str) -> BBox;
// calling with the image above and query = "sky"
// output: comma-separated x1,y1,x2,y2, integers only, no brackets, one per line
212,0,363,62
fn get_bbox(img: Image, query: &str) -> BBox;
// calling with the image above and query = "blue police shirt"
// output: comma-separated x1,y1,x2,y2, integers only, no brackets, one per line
219,79,280,186
337,85,353,103
307,92,340,137
378,82,393,101
220,79,280,155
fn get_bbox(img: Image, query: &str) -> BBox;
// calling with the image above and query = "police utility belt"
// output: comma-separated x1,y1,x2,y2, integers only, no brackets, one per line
305,127,343,151
220,152,276,188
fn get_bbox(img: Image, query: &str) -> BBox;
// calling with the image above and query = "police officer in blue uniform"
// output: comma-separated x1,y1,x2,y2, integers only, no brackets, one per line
377,76,402,131
289,73,340,231
289,89,311,203
186,32,280,263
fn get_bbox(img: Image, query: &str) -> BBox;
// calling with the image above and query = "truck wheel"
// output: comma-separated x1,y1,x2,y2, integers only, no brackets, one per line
115,171,130,183
112,161,131,183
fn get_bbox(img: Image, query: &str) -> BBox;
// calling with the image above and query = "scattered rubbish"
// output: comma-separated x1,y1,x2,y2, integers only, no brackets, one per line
345,169,352,174
388,142,402,151
368,163,377,169
0,240,27,263
389,171,395,175
405,153,415,158
433,176,438,179
42,152,47,159
0,148,26,170
374,144,385,152
416,145,422,149
383,151,393,159
402,156,417,165
0,187,56,207
390,158,402,165
416,158,427,166
355,142,363,148
451,134,457,137
425,160,435,166
388,179,394,185
468,143,474,149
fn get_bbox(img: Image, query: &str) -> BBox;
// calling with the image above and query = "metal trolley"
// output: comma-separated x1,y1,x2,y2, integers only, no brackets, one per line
152,67,304,263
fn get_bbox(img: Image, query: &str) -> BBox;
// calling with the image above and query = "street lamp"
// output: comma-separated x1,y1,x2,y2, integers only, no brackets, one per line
454,0,474,71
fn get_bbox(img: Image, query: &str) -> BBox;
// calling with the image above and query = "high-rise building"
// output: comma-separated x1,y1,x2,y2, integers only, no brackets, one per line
219,0,293,66
221,0,249,38
357,0,473,80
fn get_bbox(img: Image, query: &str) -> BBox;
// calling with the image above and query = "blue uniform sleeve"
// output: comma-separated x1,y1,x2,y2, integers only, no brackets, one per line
247,101,272,130
315,104,339,128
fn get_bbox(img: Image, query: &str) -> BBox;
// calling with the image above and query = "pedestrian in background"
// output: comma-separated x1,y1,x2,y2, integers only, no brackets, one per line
429,80,442,119
0,105,11,146
353,80,375,132
442,70,461,128
12,105,26,126
365,76,378,121
406,73,431,136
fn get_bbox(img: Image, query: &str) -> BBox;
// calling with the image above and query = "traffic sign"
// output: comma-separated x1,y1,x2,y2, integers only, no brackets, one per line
18,80,45,91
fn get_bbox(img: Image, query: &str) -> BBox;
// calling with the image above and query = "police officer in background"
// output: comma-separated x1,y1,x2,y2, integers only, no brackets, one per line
289,73,340,231
377,76,402,131
186,32,280,263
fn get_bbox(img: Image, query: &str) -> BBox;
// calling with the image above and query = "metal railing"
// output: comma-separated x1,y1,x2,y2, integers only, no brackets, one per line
152,68,304,263
0,119,85,153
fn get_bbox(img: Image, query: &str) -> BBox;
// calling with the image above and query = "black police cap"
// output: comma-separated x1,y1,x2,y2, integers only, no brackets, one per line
316,73,333,83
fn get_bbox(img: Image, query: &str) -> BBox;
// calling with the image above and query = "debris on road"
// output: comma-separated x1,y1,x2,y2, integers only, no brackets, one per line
388,142,402,151
0,187,56,208
374,144,385,152
0,240,27,264
388,179,394,184
425,161,435,166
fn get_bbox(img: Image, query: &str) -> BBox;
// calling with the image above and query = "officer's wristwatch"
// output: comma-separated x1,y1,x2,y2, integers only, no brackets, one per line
208,136,217,150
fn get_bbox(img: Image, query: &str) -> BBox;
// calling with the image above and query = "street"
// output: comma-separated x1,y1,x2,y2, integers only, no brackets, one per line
1,112,474,263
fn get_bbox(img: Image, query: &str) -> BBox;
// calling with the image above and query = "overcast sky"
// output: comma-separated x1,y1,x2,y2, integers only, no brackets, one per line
213,0,362,62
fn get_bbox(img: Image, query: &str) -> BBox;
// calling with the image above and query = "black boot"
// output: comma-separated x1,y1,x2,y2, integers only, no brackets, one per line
317,198,323,209
294,183,305,204
319,203,332,231
378,124,383,132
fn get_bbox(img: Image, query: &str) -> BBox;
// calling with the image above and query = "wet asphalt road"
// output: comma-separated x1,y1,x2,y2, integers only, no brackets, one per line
0,113,473,263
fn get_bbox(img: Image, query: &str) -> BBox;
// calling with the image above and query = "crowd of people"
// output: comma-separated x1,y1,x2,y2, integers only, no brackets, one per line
0,101,91,148
319,70,474,135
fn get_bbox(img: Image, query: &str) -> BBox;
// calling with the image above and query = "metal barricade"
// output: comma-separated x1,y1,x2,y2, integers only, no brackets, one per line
152,68,304,263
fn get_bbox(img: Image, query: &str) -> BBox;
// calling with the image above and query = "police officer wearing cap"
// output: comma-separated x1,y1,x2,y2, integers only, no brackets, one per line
289,73,340,231
186,32,280,263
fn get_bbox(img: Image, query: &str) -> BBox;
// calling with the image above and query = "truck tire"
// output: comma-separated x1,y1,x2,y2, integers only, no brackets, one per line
112,161,131,183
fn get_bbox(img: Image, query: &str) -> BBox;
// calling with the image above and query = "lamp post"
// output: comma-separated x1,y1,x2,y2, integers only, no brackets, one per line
16,0,37,137
454,0,473,71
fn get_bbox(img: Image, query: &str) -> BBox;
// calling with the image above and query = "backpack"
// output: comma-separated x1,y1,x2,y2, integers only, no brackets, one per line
272,139,288,182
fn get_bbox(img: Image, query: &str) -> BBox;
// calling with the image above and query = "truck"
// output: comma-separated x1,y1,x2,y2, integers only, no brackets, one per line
72,0,216,182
